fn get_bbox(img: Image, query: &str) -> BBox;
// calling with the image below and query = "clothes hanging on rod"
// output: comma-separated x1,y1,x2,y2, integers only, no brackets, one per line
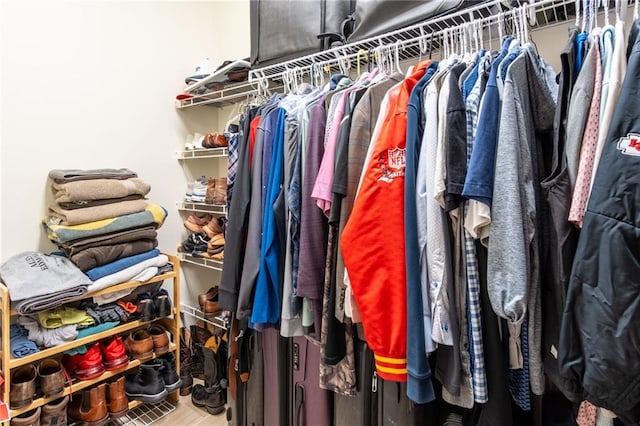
218,6,640,424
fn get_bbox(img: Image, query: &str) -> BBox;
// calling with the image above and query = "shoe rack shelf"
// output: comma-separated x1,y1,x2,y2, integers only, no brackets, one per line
175,80,257,109
0,254,182,418
176,147,228,159
180,303,229,330
176,201,227,216
176,253,223,272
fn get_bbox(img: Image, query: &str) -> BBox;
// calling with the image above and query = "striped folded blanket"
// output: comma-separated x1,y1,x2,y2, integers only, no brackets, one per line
43,204,167,244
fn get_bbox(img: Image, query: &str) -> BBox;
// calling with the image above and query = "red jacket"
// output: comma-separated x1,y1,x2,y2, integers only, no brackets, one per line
341,61,431,381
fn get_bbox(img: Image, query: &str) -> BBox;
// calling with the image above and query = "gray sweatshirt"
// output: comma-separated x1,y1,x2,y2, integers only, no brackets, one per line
488,44,558,396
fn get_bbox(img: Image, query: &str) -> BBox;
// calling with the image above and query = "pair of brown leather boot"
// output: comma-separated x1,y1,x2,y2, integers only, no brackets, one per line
10,395,69,426
205,177,227,205
198,287,222,318
68,377,128,425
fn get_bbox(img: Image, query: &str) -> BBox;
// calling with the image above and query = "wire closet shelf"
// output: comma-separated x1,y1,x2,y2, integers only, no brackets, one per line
248,0,576,86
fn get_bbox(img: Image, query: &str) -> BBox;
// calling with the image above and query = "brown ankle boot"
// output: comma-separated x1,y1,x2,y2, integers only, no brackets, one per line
212,177,227,205
106,377,128,418
10,406,40,426
40,396,68,426
68,383,108,425
205,178,217,204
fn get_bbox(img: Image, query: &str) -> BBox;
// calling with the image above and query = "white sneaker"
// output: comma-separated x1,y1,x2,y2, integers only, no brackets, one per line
192,132,204,150
191,176,208,203
184,134,194,150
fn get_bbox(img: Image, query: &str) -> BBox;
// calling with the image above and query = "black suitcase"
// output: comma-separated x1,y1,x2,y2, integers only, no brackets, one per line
250,0,350,67
333,335,378,426
378,379,434,426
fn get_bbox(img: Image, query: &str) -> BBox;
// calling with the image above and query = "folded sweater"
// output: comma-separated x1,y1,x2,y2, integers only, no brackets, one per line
52,177,150,203
48,168,137,183
48,199,148,225
85,248,160,281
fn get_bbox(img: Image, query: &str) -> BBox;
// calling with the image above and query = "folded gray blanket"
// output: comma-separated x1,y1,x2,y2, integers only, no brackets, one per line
52,178,150,203
14,287,91,315
48,200,148,226
59,226,157,256
49,168,137,183
0,252,91,301
71,239,158,271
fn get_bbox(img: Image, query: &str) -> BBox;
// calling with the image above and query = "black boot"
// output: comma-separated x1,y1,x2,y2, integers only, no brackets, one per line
190,325,211,380
159,353,182,393
191,344,226,415
179,327,193,396
125,359,168,403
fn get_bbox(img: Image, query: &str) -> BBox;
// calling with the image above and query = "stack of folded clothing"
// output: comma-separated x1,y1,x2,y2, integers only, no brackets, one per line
42,168,171,298
178,214,225,261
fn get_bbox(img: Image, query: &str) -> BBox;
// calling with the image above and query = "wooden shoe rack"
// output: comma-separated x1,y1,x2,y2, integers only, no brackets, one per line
0,254,182,419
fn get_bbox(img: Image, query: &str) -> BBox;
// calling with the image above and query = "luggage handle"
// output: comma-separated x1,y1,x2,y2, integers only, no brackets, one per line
294,383,305,426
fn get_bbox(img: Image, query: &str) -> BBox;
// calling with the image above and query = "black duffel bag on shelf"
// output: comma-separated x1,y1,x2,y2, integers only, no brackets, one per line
249,0,483,69
249,0,351,66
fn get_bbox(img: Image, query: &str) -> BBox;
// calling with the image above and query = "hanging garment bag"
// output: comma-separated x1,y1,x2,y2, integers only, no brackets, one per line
250,0,350,66
291,336,334,426
333,334,378,426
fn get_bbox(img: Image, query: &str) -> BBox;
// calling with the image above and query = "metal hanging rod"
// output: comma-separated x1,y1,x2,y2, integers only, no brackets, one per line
249,0,576,84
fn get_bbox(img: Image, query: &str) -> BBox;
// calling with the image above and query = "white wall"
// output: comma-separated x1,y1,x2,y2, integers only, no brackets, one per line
1,0,250,304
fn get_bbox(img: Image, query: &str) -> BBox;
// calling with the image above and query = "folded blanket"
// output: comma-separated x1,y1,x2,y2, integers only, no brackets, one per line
85,248,161,281
43,204,167,244
52,178,150,203
49,168,137,183
10,324,39,358
59,226,157,255
13,287,91,315
59,194,145,210
48,199,148,226
0,252,91,301
87,254,168,294
93,267,159,305
17,316,78,348
70,238,158,271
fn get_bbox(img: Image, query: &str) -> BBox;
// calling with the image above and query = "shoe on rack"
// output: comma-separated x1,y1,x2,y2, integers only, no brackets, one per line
179,327,194,396
184,213,213,234
198,287,221,318
202,133,228,149
10,364,36,408
191,176,208,203
10,406,40,426
135,292,156,322
37,358,65,398
99,335,130,371
125,329,154,360
125,360,168,404
40,395,68,426
158,353,182,393
149,324,170,355
205,178,217,204
62,343,105,381
153,288,172,318
106,377,128,418
212,177,227,205
68,383,108,426
202,216,226,239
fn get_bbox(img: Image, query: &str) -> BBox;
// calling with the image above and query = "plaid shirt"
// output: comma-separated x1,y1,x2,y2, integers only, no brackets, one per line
463,51,491,403
226,132,239,207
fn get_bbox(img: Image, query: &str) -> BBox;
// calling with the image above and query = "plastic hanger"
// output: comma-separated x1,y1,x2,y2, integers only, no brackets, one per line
603,0,611,25
394,41,404,74
575,0,582,28
635,0,639,20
